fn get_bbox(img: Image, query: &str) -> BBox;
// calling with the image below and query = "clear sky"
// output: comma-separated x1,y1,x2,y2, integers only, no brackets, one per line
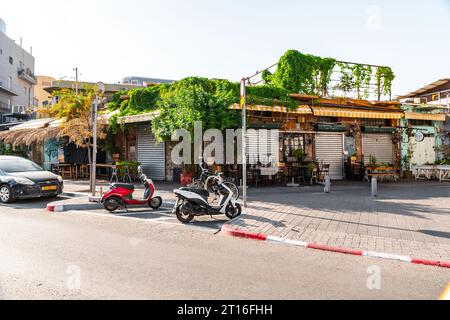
2,0,449,97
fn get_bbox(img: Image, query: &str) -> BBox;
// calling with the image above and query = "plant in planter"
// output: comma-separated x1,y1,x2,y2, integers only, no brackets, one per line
292,149,307,163
181,163,195,186
369,155,378,169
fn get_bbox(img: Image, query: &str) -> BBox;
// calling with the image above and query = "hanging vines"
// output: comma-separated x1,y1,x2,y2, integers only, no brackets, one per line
264,49,394,100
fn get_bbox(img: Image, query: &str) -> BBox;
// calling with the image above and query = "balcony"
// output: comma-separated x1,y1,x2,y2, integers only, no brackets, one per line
18,69,37,85
0,81,18,96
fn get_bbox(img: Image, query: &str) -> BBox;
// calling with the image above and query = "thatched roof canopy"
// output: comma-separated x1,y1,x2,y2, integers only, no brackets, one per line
0,124,63,148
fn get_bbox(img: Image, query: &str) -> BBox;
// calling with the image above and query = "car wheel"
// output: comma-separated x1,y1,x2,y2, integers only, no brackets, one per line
0,185,13,203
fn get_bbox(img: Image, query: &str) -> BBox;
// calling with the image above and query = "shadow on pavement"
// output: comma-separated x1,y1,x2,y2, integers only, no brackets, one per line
0,196,67,210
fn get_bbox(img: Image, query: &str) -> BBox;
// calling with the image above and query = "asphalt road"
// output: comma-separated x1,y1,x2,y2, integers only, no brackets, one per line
0,197,449,300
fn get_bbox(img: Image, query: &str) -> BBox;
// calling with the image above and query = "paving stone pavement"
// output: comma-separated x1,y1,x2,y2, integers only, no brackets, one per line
229,181,450,261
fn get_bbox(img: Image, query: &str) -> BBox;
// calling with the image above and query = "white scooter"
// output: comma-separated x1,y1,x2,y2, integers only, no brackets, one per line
173,175,242,223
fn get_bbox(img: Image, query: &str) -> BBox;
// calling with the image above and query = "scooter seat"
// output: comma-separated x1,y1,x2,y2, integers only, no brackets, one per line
180,187,210,199
112,183,135,191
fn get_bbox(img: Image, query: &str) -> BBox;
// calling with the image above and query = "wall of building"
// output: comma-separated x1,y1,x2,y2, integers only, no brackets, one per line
0,28,35,116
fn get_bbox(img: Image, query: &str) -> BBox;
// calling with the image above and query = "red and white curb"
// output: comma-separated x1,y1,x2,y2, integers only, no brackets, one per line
221,224,450,269
46,204,64,212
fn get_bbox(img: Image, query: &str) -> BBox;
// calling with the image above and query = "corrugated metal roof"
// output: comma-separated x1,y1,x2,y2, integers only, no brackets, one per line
10,118,54,131
396,78,450,100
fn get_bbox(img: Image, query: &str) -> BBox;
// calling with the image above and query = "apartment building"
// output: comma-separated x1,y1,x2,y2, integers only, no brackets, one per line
0,17,36,124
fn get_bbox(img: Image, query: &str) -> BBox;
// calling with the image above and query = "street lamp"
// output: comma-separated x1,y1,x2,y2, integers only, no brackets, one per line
240,78,247,208
91,82,105,197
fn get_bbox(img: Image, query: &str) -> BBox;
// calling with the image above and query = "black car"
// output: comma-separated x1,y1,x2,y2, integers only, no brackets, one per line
0,156,63,203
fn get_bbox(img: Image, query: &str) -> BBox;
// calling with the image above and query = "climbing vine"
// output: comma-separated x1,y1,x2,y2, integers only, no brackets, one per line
263,50,394,100
107,77,298,141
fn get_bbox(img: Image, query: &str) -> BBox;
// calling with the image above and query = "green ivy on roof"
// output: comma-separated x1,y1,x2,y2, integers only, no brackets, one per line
106,77,298,141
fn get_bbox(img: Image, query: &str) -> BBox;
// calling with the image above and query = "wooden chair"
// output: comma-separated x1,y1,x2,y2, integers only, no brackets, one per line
80,164,90,179
60,165,73,179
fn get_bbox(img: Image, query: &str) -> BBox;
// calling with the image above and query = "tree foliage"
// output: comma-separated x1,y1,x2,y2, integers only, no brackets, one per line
107,77,299,141
43,86,107,150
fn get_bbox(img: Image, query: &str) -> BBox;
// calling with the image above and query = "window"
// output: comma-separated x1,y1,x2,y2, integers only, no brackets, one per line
8,56,13,64
8,76,12,89
283,133,305,161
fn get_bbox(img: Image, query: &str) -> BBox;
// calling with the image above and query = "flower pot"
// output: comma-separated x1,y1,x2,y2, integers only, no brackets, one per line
181,173,193,186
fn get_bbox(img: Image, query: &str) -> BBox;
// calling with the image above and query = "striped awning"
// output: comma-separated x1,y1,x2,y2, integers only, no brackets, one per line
312,107,404,119
404,112,446,122
229,104,312,114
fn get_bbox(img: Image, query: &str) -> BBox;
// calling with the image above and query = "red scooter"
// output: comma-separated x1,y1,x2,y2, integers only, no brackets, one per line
101,167,163,212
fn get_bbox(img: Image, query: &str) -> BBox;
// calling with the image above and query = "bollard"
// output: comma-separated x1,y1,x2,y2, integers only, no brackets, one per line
324,176,331,193
371,177,378,197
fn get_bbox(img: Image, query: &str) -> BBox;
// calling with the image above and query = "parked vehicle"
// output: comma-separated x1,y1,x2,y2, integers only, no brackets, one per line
0,156,64,203
173,175,242,223
101,166,162,212
190,159,240,200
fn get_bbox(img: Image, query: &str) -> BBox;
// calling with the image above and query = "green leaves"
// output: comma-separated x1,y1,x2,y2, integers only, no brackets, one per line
269,50,336,95
107,76,299,141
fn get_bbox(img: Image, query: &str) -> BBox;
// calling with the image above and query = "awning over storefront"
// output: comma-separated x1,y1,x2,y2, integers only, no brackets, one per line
312,107,404,119
404,112,446,121
229,104,312,114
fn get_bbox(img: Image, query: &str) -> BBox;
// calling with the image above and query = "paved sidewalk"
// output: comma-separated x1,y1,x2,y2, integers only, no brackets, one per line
228,181,450,261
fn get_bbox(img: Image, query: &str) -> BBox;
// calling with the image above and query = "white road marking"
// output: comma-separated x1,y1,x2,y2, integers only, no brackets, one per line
65,210,224,234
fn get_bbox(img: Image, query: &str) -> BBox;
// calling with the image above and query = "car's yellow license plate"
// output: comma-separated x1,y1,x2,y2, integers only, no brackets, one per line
42,185,57,191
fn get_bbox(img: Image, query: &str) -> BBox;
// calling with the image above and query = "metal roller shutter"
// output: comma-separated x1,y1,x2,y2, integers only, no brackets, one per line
246,129,279,165
315,133,344,180
362,134,393,165
137,124,165,181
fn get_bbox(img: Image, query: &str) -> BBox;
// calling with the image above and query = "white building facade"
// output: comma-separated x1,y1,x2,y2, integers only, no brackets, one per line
0,17,36,123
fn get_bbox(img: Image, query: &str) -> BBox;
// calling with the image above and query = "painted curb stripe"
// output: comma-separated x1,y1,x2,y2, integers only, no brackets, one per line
221,224,450,269
363,251,412,263
221,225,267,241
283,239,309,248
266,236,285,243
412,258,450,269
307,243,364,256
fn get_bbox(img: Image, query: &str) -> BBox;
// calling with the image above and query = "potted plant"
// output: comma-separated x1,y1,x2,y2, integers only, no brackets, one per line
292,149,307,163
181,163,194,186
368,155,378,169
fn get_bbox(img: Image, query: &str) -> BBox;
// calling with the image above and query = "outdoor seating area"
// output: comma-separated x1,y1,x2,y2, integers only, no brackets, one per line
50,161,142,183
221,162,331,187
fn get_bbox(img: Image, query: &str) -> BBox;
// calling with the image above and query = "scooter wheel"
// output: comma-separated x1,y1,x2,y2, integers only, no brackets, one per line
103,196,121,212
149,197,163,210
175,205,194,224
225,203,242,220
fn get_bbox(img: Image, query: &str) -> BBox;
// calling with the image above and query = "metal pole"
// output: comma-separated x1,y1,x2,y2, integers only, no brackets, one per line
241,78,247,208
371,177,378,197
91,96,98,197
74,67,79,95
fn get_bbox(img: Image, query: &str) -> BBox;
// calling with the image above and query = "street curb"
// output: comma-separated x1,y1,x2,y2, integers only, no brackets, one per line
221,224,450,269
46,198,103,213
62,191,89,198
